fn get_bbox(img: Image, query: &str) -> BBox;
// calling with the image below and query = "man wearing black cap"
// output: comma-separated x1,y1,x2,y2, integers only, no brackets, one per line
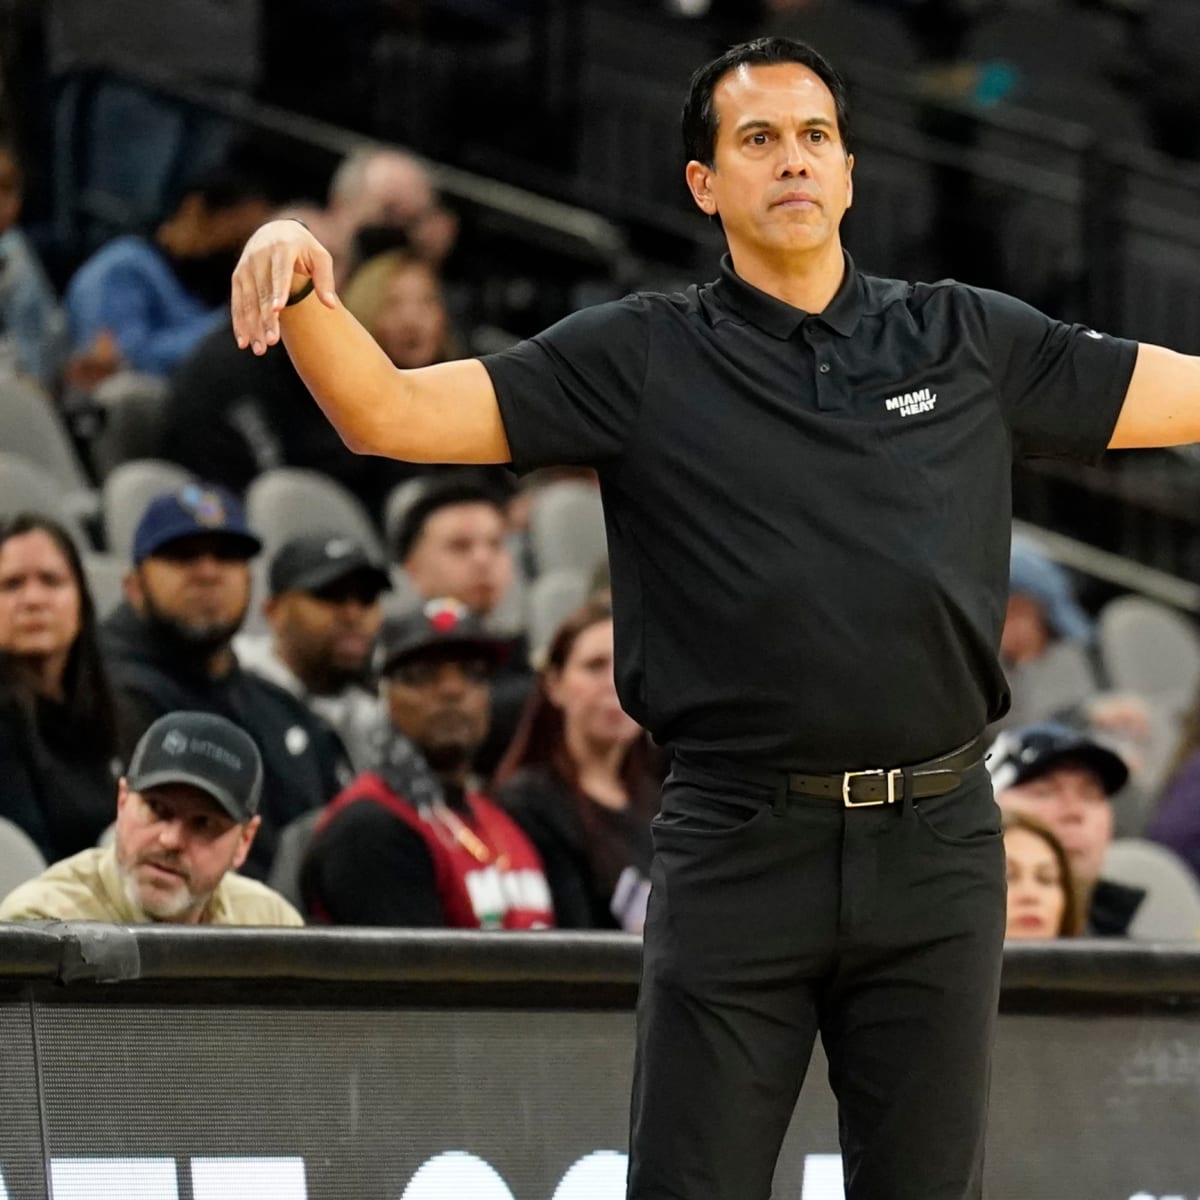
301,598,554,929
237,531,391,770
0,712,302,925
988,722,1144,936
102,485,350,878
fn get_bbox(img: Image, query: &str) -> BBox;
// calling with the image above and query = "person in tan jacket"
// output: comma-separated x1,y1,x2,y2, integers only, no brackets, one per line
0,711,302,926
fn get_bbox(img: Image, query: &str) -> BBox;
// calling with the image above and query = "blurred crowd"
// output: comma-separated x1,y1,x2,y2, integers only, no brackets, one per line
2,2,1200,946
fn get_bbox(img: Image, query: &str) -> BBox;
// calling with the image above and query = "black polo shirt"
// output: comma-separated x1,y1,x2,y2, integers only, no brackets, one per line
481,254,1137,771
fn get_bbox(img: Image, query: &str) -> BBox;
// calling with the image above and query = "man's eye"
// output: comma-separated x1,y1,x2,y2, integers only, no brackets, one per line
810,130,826,143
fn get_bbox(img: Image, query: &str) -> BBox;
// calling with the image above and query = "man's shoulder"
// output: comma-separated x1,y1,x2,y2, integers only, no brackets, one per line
213,873,304,927
0,849,116,922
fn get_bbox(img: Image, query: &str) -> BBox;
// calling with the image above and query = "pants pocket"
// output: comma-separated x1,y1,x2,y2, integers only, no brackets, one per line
913,770,1003,848
652,781,771,841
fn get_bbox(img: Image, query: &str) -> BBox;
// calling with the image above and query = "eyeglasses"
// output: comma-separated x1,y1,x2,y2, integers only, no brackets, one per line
387,657,491,688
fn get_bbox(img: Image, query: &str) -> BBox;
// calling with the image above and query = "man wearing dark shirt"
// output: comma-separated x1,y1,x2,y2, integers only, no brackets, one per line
300,598,553,928
102,485,349,879
231,36,1200,1200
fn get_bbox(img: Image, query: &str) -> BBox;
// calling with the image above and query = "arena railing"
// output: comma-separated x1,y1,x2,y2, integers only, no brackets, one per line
1,927,1199,1199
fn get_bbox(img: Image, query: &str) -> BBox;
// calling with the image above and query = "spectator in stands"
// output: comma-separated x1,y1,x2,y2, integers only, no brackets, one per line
324,149,458,281
101,484,349,877
301,598,554,928
0,134,66,387
1145,698,1200,884
396,475,533,774
998,537,1098,729
64,167,271,379
237,532,391,771
159,247,459,512
1002,810,1082,939
989,722,1143,936
0,513,120,862
0,711,302,925
492,600,658,930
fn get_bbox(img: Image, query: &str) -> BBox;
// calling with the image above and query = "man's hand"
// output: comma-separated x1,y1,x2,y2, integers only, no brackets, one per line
230,220,338,355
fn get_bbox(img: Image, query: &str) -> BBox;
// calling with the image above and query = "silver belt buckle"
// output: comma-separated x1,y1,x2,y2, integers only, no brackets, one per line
842,767,901,808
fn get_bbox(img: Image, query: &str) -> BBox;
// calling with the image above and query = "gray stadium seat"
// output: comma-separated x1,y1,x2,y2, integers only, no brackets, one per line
528,481,607,577
0,817,48,905
88,371,170,479
525,568,592,663
246,468,383,564
82,551,127,619
1097,595,1200,714
0,451,93,548
1102,838,1200,941
0,375,93,493
101,458,193,561
266,809,323,910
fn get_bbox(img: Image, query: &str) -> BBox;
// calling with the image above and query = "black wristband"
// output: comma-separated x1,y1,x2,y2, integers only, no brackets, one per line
284,278,316,307
285,216,310,231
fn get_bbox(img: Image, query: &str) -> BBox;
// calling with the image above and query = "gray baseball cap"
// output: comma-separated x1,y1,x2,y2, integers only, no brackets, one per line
126,712,263,823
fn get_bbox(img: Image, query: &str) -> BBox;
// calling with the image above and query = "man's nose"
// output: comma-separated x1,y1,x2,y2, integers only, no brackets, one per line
776,136,811,179
157,819,185,848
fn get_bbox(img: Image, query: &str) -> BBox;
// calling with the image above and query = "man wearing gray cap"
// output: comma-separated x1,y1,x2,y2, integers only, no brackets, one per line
236,531,391,771
0,712,303,926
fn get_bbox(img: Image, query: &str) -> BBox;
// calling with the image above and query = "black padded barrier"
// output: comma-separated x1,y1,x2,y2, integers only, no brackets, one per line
1,929,1199,1200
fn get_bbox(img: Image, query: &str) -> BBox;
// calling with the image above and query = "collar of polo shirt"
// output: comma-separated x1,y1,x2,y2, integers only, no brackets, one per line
712,250,867,340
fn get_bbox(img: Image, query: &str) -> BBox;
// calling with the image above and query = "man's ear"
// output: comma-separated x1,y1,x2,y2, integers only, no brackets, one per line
845,152,855,212
231,816,261,872
685,160,719,217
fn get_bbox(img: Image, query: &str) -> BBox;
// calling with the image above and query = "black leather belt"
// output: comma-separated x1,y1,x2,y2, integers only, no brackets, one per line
787,736,985,807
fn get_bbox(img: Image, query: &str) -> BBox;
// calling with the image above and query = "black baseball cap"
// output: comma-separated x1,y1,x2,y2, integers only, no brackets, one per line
126,712,263,823
268,532,391,598
378,597,509,675
986,722,1129,797
132,484,261,565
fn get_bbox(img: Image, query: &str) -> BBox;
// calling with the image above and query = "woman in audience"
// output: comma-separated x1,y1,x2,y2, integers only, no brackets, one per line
492,600,660,931
0,514,120,862
1147,700,1200,883
1003,810,1082,939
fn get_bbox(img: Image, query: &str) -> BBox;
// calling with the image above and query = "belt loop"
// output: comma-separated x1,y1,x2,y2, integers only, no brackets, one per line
772,771,788,817
900,766,916,819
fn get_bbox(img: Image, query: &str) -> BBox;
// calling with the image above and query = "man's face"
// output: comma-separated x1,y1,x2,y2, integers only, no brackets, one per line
0,148,22,236
385,651,491,774
685,62,854,267
266,575,384,692
404,503,512,617
997,762,1114,888
114,780,258,923
127,535,252,650
352,155,456,264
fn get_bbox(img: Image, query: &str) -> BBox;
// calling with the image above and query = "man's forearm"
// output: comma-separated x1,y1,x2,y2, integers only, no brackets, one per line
280,293,405,455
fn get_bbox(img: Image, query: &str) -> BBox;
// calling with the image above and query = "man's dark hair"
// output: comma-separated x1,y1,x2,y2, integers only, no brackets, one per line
165,165,268,217
681,37,850,167
394,476,507,561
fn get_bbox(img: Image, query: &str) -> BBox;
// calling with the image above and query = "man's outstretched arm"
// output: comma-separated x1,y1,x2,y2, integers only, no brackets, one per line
1110,343,1200,449
230,219,511,464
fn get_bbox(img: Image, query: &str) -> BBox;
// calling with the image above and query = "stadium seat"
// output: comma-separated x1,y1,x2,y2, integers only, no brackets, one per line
246,468,383,563
267,809,322,910
1102,838,1200,941
0,817,47,903
82,551,127,619
88,371,170,479
528,481,607,577
0,375,94,494
101,459,193,561
1097,595,1200,713
525,568,592,661
0,451,93,548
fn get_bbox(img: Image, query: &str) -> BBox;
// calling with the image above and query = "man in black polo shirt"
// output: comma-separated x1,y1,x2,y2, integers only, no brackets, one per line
230,36,1200,1200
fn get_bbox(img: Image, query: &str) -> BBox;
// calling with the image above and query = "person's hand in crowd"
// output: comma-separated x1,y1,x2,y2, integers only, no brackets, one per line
231,220,338,356
63,329,122,390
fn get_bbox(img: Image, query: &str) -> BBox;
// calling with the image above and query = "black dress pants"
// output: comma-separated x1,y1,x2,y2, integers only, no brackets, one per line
627,754,1006,1200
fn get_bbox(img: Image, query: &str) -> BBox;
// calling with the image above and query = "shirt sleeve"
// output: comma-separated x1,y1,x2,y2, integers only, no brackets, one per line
971,286,1138,461
479,295,651,473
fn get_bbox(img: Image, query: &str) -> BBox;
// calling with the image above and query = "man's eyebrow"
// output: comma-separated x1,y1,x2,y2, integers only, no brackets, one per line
733,116,836,134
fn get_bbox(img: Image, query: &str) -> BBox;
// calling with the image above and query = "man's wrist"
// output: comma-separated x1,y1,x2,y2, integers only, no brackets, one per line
285,278,316,307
